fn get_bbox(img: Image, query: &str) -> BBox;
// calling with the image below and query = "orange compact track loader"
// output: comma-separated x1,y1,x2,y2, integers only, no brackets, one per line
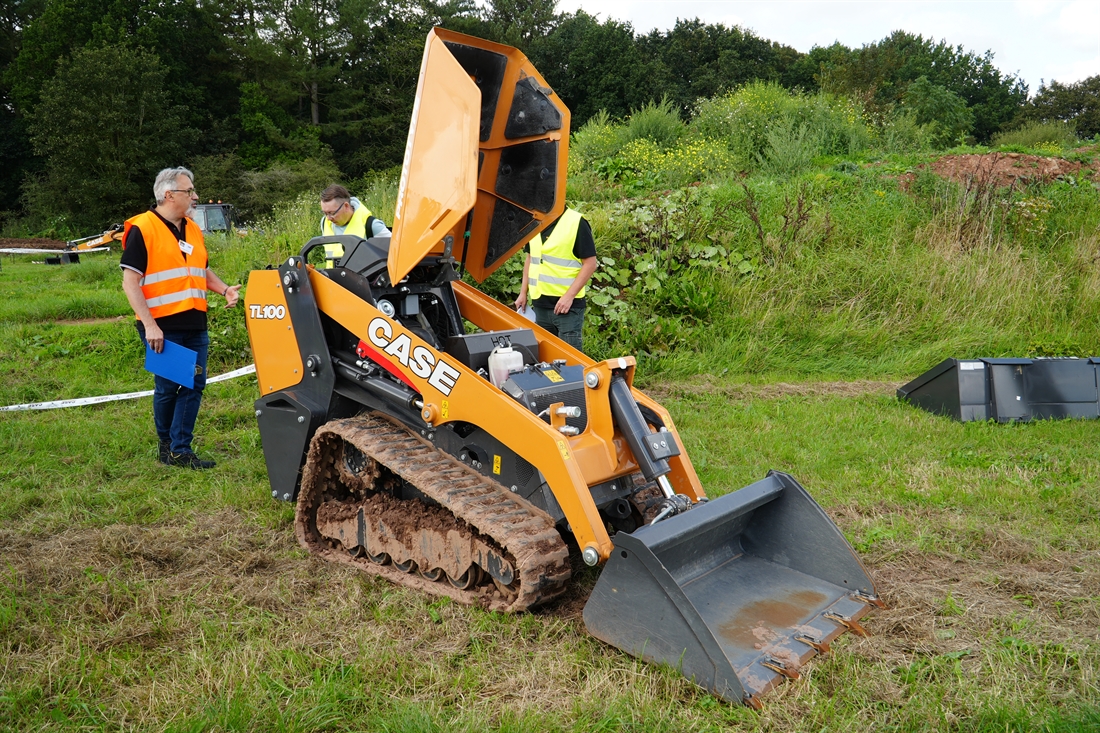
245,28,880,707
65,223,124,251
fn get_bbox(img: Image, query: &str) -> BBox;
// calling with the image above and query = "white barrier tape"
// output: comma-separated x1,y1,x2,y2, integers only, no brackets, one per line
0,247,111,254
0,364,256,412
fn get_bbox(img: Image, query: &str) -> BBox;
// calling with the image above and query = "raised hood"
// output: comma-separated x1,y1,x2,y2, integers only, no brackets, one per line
388,28,571,285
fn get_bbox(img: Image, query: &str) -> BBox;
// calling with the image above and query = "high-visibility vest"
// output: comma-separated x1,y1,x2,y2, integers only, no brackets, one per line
529,209,585,299
124,211,208,320
321,203,375,265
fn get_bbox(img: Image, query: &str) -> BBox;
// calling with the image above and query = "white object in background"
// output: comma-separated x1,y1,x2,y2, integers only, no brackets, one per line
520,306,536,323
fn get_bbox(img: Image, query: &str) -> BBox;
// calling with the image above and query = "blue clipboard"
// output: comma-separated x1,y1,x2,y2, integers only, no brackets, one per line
145,340,198,388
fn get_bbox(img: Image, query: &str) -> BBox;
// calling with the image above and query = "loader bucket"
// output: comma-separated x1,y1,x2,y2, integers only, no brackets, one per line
583,471,877,707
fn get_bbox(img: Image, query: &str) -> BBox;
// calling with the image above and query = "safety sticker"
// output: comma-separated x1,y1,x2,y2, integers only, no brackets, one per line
544,369,564,383
557,440,570,460
493,455,501,475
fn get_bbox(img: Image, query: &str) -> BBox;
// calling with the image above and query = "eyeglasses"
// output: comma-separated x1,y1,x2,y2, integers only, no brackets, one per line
321,201,349,218
169,188,197,197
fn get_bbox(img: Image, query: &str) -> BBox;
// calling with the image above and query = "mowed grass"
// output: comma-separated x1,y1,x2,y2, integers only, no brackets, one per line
2,248,1099,729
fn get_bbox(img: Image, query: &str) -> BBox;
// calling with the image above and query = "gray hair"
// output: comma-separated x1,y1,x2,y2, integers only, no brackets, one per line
153,167,195,204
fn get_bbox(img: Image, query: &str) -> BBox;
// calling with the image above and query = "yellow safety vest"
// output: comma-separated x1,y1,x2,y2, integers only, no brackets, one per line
528,209,585,300
321,203,374,266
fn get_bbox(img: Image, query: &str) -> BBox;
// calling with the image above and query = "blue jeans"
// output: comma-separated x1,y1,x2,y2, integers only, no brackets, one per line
137,326,209,455
533,303,585,351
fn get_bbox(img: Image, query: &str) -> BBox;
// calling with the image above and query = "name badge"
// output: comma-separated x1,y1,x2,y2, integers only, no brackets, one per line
179,240,194,255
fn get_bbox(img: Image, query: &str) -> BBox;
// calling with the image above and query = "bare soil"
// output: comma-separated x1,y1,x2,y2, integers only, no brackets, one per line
898,150,1100,191
0,237,66,250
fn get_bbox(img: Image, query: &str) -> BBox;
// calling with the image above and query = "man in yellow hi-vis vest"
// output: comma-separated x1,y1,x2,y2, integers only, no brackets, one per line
514,208,598,351
319,184,391,266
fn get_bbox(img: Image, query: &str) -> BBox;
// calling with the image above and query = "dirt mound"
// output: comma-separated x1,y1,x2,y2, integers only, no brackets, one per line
0,237,67,250
900,151,1100,191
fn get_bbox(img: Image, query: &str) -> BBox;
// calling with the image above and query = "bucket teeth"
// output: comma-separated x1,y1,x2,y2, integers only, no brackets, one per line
794,633,831,654
823,611,870,637
852,589,886,609
761,656,801,680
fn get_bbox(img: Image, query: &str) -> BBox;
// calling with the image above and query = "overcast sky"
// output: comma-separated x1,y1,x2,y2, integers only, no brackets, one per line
554,0,1099,94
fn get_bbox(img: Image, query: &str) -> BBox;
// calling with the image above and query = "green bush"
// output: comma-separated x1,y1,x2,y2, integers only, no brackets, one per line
880,110,934,153
623,97,685,149
569,110,624,171
691,82,872,170
901,76,975,148
238,157,342,223
757,119,820,176
993,120,1078,149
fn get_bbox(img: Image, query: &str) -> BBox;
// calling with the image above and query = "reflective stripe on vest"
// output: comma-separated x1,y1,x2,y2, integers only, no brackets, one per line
146,289,208,308
140,267,207,286
529,209,584,299
124,211,208,320
321,203,373,265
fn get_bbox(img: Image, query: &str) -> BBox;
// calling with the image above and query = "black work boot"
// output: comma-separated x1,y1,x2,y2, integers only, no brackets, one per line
167,452,216,469
158,440,171,465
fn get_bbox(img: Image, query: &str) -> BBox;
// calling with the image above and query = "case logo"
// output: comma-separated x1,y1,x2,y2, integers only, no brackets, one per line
367,316,461,396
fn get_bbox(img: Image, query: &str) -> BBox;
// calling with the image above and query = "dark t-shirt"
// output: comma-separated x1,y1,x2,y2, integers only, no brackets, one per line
120,209,208,331
529,215,596,308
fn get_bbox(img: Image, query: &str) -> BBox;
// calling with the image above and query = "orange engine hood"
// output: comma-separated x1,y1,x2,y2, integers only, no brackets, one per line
388,28,571,285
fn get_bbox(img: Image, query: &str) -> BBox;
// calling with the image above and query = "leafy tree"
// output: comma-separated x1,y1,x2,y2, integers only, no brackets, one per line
0,0,45,215
825,31,1027,142
782,42,854,92
901,76,974,147
638,19,797,115
27,43,188,231
326,4,428,175
528,11,658,126
1019,76,1100,140
486,0,560,47
239,81,329,167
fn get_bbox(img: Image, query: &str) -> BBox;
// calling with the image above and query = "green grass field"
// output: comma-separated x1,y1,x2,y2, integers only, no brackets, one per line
2,166,1099,731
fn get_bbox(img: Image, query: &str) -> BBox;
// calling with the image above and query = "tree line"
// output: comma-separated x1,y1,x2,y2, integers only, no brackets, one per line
0,0,1095,233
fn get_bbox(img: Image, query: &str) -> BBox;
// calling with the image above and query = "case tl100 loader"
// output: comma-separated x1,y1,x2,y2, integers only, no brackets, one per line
244,28,880,707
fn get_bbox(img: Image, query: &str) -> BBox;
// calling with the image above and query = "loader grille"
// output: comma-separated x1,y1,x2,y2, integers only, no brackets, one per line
515,456,535,486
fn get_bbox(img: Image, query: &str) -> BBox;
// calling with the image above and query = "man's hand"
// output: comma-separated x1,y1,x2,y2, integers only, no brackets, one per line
554,293,574,314
224,284,241,308
514,291,527,312
145,322,165,353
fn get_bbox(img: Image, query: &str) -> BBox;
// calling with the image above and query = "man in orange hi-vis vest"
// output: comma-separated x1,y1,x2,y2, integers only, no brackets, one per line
120,167,241,469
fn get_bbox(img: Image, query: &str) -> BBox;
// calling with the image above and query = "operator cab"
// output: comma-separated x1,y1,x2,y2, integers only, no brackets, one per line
191,202,237,234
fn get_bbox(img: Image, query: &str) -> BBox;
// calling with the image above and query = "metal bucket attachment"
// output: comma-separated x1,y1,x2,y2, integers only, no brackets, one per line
583,471,878,707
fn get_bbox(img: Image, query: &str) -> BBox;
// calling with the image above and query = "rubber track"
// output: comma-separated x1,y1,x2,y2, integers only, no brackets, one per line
296,413,571,612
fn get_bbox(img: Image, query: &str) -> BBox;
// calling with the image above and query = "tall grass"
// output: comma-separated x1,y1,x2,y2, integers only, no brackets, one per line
691,81,871,170
993,120,1079,149
571,166,1100,379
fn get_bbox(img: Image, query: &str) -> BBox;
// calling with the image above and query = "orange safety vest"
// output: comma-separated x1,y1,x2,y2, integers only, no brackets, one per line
124,211,208,320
